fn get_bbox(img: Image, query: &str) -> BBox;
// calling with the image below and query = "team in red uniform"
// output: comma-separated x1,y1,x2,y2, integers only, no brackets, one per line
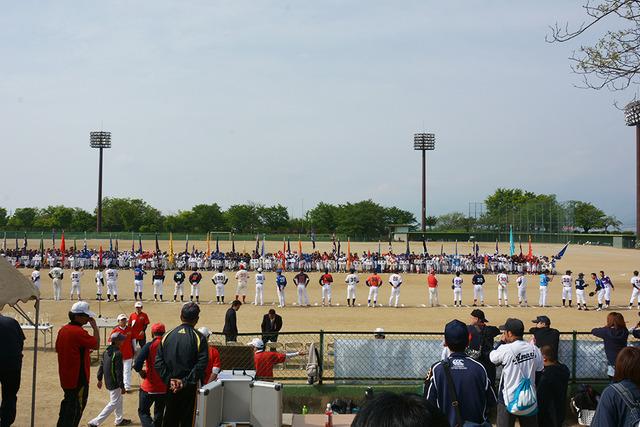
319,269,334,306
129,301,150,347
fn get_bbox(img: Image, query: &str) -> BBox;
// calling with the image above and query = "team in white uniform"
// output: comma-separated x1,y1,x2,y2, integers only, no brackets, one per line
95,267,104,300
213,267,228,304
575,272,589,310
388,273,403,307
452,272,463,307
516,272,527,307
31,266,41,290
254,268,265,305
49,264,64,301
496,272,508,306
105,265,119,301
70,267,83,300
345,268,359,307
561,270,573,307
235,265,249,303
629,270,640,309
294,269,310,307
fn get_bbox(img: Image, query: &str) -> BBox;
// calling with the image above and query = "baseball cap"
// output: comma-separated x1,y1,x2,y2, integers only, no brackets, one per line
374,327,385,337
248,338,264,349
198,326,212,338
151,323,166,335
70,301,96,318
134,301,143,308
499,318,525,336
181,302,200,322
117,313,128,321
444,320,469,347
532,315,551,326
110,332,125,341
471,309,488,323
276,268,282,273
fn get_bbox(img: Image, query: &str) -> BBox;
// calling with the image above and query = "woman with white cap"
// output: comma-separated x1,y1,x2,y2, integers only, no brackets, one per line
197,327,221,383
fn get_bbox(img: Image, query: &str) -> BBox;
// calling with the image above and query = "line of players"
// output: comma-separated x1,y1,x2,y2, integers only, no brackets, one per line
31,263,640,310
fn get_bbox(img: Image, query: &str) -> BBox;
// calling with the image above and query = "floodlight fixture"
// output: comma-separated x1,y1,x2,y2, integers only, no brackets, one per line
625,102,640,242
90,131,112,232
414,132,436,232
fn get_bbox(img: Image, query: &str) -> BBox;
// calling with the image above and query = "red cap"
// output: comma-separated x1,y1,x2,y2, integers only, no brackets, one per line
151,323,165,335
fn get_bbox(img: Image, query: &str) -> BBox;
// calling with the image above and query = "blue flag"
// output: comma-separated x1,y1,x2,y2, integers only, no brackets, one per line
138,234,143,254
109,233,113,254
509,225,515,256
261,235,265,257
556,242,570,260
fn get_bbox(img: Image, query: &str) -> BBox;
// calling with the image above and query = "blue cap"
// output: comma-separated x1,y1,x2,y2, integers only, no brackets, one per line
276,268,282,273
444,320,469,347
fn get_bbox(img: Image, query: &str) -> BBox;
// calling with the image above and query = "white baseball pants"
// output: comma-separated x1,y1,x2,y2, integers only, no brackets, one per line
562,286,572,300
107,281,117,296
389,287,401,307
429,287,439,306
498,285,508,303
153,279,163,296
347,284,356,300
473,285,484,302
576,289,586,305
518,285,527,303
297,284,309,306
174,283,184,296
630,288,640,305
134,280,144,294
255,284,263,305
277,286,286,306
215,284,225,297
88,388,124,426
597,289,605,305
604,287,612,301
322,284,332,304
191,285,200,297
453,288,462,303
53,278,62,301
539,286,548,306
70,283,81,299
368,286,379,303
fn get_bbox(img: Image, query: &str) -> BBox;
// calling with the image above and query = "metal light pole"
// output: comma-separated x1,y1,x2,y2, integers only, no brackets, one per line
414,133,436,231
625,102,640,243
90,131,112,232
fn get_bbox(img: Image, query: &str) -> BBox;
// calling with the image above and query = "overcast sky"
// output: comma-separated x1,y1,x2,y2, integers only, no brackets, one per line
1,1,636,227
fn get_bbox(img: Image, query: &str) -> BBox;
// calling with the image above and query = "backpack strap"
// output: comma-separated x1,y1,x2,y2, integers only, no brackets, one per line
611,382,640,410
442,360,464,427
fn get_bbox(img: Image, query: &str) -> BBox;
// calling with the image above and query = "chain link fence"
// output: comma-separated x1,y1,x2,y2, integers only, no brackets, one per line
210,331,622,383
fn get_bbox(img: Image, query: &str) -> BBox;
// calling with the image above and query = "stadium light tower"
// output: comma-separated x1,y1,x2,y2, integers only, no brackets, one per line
625,102,640,243
414,133,436,232
90,131,112,232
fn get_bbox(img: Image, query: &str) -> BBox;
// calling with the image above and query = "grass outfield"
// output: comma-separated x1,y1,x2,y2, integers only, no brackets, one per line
4,241,639,425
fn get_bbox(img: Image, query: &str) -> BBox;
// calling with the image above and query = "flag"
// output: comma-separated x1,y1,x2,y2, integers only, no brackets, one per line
215,235,219,254
406,238,410,256
454,240,458,256
109,233,113,254
83,232,87,252
519,237,523,256
287,237,291,254
73,237,77,253
282,238,286,269
509,225,515,257
98,244,103,266
115,237,119,255
255,234,259,254
311,231,316,250
185,234,189,256
484,254,488,267
298,237,302,257
39,232,44,257
131,232,135,253
231,234,235,253
207,232,211,258
22,232,27,255
15,233,19,251
332,233,336,253
440,243,443,255
347,238,352,269
527,235,533,261
495,239,499,255
261,234,265,257
168,232,175,265
555,242,570,260
378,240,381,255
155,232,160,255
138,234,142,254
60,231,66,265
52,230,55,248
337,238,341,257
475,242,480,257
2,231,6,252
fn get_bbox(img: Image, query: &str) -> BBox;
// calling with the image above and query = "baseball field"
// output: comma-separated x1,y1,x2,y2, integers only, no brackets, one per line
4,240,639,426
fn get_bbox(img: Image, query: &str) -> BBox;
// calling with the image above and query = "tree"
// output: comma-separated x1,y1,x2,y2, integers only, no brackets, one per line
307,202,339,233
425,216,438,229
257,205,290,233
0,207,7,228
101,198,163,232
548,1,640,90
225,204,261,233
164,211,194,232
7,208,38,230
573,201,606,232
336,200,388,238
603,215,623,232
435,212,471,231
191,204,226,233
384,207,417,226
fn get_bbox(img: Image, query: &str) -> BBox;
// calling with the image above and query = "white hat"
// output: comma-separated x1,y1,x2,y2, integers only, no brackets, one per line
248,338,264,349
70,301,96,318
117,313,128,321
198,326,211,339
134,301,143,308
374,327,385,335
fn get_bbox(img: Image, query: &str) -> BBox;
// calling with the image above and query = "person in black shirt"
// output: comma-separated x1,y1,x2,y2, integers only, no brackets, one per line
223,300,242,343
261,309,283,343
173,267,186,302
467,309,500,387
536,345,570,427
575,272,589,311
529,315,560,360
154,302,208,427
471,270,486,307
0,313,25,427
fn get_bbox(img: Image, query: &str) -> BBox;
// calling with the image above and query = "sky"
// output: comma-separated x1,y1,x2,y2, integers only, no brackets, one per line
1,1,637,228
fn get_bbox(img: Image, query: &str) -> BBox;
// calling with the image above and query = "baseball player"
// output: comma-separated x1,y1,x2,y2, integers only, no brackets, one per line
151,266,165,302
592,272,605,311
105,264,119,302
293,268,310,307
70,266,83,300
600,270,615,308
388,272,403,308
173,267,186,302
275,268,287,307
213,266,229,304
133,264,147,301
235,264,249,303
561,270,573,308
188,267,202,303
471,269,485,307
255,267,266,306
319,268,334,306
48,262,64,301
575,272,589,310
516,272,527,307
96,266,105,301
451,271,463,307
366,271,383,307
345,267,359,307
496,272,508,307
539,270,553,307
629,270,640,310
427,270,439,307
31,265,41,290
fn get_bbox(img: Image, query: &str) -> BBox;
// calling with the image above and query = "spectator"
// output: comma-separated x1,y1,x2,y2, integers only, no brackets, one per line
467,309,501,387
528,315,560,360
197,327,221,383
629,311,640,339
223,300,242,343
247,338,306,380
0,312,25,427
535,345,569,427
374,327,385,339
55,301,100,427
352,392,449,427
261,309,283,343
426,319,496,426
591,346,640,426
154,302,208,426
490,318,543,427
134,322,167,427
110,314,135,392
591,312,629,378
87,332,132,426
129,301,150,347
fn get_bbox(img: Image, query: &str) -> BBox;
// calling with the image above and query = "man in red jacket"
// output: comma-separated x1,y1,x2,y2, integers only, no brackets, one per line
56,301,100,427
111,314,135,392
133,323,167,427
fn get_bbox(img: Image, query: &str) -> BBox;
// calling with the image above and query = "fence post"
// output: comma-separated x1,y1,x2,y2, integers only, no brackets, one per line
318,330,325,385
571,330,577,384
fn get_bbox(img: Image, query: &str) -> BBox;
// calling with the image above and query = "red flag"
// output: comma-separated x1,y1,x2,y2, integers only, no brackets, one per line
347,238,352,269
298,238,302,257
282,239,286,269
60,231,66,265
527,235,533,261
99,245,103,266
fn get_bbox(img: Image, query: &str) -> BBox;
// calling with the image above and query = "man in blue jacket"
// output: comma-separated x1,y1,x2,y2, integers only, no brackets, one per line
426,319,496,426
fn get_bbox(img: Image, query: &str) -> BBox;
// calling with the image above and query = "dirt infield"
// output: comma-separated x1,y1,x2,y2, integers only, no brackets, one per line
4,242,640,425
